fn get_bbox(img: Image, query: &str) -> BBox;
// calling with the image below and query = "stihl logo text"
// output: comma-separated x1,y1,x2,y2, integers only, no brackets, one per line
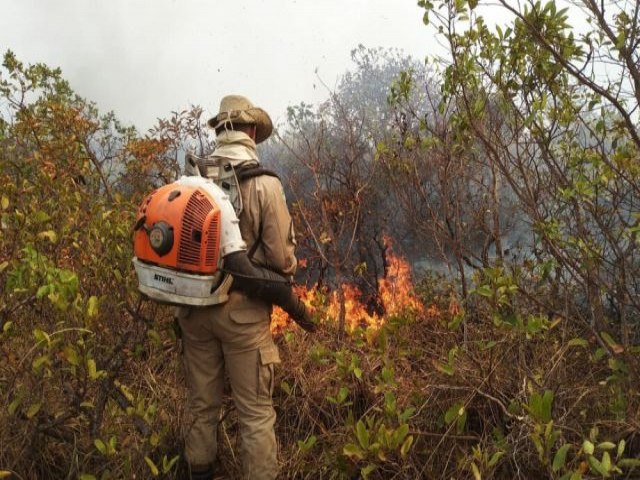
154,273,174,285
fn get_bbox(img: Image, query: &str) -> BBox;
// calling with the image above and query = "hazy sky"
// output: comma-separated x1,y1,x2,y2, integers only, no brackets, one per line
1,0,440,132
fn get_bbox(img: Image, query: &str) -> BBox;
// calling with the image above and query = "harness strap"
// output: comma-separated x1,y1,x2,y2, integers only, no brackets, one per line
236,165,280,260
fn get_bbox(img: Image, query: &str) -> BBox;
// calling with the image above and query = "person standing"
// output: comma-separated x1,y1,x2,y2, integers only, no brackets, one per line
177,95,299,480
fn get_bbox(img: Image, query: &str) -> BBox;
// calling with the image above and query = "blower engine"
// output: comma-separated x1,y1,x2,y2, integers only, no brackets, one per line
133,176,245,306
133,176,316,331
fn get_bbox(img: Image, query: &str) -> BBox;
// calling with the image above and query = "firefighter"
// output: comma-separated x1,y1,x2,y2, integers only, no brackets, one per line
176,95,303,480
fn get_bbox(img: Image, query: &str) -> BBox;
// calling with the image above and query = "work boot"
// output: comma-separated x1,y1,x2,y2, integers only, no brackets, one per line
189,464,214,480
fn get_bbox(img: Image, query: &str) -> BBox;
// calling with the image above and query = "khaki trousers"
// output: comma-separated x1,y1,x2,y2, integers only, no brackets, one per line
177,291,280,480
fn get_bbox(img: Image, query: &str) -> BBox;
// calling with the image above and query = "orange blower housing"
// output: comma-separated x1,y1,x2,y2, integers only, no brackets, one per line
134,183,221,274
132,180,238,306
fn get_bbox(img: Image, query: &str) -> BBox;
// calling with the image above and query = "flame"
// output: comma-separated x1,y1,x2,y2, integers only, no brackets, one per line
271,237,429,333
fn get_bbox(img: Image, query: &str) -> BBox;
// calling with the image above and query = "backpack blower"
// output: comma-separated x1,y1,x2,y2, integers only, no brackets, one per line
132,173,315,331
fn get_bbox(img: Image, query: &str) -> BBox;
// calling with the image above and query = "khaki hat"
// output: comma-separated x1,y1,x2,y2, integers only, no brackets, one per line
208,94,273,143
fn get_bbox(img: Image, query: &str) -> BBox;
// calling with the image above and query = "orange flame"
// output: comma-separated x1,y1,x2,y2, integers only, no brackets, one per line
271,238,428,333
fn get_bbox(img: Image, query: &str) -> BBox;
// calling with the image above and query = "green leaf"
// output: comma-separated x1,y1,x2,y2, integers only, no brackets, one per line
162,455,179,473
86,296,99,318
33,328,50,346
26,402,42,419
583,440,595,455
94,439,107,455
281,381,292,396
400,435,414,457
37,230,58,243
553,444,571,472
587,454,609,477
87,358,102,380
600,331,624,353
356,420,370,449
144,456,159,476
0,195,8,210
149,432,160,447
33,210,50,223
8,395,22,415
0,260,8,273
360,464,376,478
470,461,481,480
597,442,616,451
336,386,349,404
445,403,464,424
79,475,97,480
489,451,504,467
433,360,455,376
616,439,625,459
567,338,588,347
475,285,493,297
343,443,365,460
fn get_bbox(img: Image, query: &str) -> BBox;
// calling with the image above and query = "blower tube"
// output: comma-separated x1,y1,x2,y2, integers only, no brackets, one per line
223,251,316,332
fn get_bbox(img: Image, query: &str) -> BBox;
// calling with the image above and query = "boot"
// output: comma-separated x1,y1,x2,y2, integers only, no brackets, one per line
189,464,214,480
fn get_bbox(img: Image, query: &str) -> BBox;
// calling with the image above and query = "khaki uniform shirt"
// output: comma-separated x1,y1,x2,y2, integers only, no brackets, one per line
238,173,297,277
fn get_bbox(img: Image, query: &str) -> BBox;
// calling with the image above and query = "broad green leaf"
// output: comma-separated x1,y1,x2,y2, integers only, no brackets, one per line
336,386,349,404
553,444,571,472
356,420,370,449
343,443,364,460
360,464,376,478
33,328,50,346
489,451,504,467
8,396,22,415
86,296,99,318
281,381,292,396
94,439,107,455
597,442,616,451
87,358,99,380
0,195,8,210
475,285,493,297
587,454,609,477
567,338,588,347
150,432,160,447
37,230,58,243
445,403,464,424
26,402,42,419
583,440,595,455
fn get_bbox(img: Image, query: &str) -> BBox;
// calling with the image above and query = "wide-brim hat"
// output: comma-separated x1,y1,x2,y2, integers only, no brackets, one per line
208,94,273,144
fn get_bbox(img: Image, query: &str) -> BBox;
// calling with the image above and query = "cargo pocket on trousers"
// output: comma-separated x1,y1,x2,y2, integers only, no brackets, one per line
257,345,281,405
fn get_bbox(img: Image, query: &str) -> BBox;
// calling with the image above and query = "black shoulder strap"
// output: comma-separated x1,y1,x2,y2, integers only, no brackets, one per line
235,165,280,260
236,165,280,182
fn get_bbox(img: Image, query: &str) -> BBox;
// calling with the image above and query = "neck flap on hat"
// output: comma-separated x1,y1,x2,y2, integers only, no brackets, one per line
211,130,259,165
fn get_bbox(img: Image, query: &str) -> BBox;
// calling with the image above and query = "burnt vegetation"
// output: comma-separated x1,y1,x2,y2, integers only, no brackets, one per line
2,1,640,478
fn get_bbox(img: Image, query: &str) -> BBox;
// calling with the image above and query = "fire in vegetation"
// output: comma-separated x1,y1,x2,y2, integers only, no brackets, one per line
271,241,429,332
